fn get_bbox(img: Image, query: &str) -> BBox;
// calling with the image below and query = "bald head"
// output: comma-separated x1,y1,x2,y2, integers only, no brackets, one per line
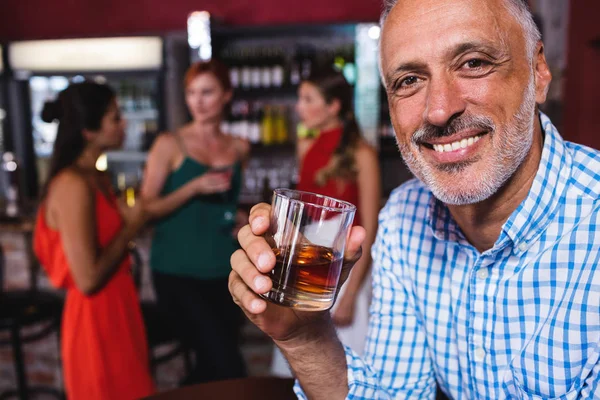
380,0,541,59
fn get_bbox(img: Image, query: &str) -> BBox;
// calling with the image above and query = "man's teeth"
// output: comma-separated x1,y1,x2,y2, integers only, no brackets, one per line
432,135,482,153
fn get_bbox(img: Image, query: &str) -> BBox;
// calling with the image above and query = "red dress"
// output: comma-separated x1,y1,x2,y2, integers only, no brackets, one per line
297,126,361,226
34,190,154,400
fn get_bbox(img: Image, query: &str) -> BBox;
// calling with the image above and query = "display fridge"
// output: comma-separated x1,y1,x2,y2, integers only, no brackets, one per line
7,36,167,197
0,45,11,208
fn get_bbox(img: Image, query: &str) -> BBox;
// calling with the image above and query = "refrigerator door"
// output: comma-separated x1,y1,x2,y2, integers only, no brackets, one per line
28,74,162,189
29,76,69,158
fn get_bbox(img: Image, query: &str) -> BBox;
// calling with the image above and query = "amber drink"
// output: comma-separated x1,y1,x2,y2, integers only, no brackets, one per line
261,189,355,311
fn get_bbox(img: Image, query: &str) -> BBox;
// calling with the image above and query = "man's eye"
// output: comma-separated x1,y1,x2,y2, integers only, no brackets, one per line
400,76,419,87
464,59,489,69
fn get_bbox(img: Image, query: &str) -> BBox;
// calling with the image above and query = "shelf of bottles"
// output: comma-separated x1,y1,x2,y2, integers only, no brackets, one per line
222,100,293,146
218,40,356,94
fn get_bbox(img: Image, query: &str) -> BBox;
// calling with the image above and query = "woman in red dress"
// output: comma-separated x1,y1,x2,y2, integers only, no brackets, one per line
271,68,381,376
33,82,154,399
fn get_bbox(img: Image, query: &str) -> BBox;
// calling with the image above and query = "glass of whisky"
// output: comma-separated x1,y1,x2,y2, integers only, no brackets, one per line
260,189,356,311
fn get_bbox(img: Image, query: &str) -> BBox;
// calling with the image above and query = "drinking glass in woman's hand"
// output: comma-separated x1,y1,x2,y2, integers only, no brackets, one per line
191,170,232,195
117,198,147,231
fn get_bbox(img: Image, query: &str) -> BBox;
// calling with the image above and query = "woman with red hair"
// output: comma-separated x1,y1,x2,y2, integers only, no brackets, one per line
141,59,249,384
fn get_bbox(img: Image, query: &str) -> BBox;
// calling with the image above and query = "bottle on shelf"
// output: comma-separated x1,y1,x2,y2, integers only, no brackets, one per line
271,49,285,88
260,48,273,89
261,105,275,145
240,49,252,90
238,101,251,140
289,53,301,87
249,102,262,144
274,106,288,144
299,47,314,80
250,49,262,90
228,48,241,89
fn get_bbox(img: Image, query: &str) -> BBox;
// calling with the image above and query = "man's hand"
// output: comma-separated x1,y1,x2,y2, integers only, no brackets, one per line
229,202,365,342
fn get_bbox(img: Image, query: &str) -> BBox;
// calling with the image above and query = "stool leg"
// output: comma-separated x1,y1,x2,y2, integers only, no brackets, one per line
10,323,29,400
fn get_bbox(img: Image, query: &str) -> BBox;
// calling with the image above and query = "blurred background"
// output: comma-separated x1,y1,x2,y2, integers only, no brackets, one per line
0,0,597,395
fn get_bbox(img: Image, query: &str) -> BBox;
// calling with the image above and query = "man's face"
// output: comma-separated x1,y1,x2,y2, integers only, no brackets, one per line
381,0,548,205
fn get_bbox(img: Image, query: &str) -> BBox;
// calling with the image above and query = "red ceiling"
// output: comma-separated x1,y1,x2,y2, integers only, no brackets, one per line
0,0,382,40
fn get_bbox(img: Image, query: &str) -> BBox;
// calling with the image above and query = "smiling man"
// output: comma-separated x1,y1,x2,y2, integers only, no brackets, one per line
228,0,600,398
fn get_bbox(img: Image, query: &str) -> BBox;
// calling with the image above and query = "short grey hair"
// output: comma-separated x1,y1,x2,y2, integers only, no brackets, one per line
380,0,541,59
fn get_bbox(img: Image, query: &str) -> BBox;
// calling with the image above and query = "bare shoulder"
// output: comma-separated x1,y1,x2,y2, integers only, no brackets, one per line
150,131,179,154
49,168,93,207
52,168,90,193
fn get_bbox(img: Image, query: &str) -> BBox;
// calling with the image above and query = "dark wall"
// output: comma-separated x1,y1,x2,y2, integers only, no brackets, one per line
0,0,381,40
563,0,600,148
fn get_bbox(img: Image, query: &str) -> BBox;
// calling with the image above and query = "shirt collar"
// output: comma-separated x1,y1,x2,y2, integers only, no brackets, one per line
426,113,571,253
502,112,571,254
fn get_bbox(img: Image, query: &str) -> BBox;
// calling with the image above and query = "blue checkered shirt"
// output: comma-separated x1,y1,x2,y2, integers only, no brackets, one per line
294,113,600,399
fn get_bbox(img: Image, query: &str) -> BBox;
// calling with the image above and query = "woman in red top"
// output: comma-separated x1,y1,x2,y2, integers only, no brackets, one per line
271,68,381,376
33,82,154,399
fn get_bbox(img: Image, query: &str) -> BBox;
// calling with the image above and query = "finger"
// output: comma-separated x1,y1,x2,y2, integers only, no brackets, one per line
344,226,366,260
230,249,272,294
228,270,267,314
248,203,271,235
236,225,276,273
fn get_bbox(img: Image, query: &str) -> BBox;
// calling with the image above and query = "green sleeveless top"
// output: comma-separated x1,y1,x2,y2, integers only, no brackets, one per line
150,158,242,279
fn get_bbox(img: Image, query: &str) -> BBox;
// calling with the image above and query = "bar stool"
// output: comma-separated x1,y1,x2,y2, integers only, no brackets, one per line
0,242,65,400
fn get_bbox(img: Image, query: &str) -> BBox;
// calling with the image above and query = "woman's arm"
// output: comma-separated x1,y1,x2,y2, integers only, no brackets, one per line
140,133,196,219
332,142,381,325
51,170,145,295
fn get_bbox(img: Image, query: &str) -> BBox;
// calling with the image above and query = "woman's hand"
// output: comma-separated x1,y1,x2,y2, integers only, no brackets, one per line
117,199,147,232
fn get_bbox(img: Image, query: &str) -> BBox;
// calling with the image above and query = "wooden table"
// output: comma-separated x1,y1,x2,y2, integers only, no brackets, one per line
145,377,297,400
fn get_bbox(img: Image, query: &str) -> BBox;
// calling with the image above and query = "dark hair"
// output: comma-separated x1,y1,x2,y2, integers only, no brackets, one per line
184,59,232,92
304,67,361,185
41,81,116,197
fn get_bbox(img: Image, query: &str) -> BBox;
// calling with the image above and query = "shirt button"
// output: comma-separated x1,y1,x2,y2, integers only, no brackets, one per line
477,268,489,280
475,347,486,361
518,242,527,252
